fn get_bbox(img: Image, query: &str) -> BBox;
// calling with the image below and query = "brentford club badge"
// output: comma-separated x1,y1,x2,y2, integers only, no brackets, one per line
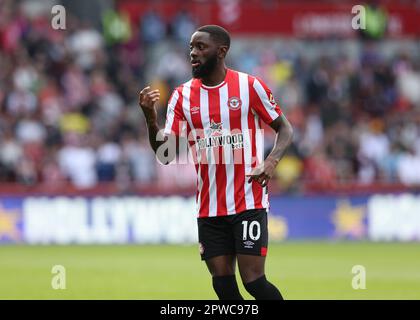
199,242,204,255
227,96,242,110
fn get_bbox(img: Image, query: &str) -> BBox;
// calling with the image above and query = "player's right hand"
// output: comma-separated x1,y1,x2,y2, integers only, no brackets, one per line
138,86,160,112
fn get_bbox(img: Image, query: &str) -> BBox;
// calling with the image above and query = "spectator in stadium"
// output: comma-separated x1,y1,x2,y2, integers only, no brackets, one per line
1,0,420,194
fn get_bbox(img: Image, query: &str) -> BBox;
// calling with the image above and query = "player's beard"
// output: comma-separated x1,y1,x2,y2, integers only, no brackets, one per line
192,53,218,79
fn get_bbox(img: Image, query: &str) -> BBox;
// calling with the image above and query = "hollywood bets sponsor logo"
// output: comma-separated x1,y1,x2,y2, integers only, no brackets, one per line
209,119,223,136
196,119,244,151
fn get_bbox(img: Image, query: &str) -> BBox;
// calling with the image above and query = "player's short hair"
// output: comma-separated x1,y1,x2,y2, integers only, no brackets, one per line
196,25,230,49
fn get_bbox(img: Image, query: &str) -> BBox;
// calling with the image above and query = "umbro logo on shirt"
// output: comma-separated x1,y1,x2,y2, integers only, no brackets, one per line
191,106,200,114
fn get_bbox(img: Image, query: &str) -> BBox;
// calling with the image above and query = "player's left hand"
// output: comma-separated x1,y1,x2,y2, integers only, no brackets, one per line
246,157,278,187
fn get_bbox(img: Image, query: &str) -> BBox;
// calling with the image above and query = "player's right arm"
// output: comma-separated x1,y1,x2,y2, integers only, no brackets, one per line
138,86,177,165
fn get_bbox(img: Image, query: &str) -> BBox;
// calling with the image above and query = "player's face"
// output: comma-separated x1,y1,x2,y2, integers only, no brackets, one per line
189,31,219,79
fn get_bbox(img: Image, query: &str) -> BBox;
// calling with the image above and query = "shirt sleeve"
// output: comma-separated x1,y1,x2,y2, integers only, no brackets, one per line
250,77,283,125
163,88,187,137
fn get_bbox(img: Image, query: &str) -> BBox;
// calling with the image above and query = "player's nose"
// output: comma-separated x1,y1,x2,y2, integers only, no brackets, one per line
190,48,198,59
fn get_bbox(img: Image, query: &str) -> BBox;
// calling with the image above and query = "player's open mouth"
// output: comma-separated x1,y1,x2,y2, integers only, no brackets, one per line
191,61,201,68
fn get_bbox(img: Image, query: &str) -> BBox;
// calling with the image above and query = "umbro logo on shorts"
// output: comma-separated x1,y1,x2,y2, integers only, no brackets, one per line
244,240,254,248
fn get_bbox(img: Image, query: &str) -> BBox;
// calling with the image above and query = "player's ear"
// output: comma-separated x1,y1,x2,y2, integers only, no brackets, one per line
218,46,228,59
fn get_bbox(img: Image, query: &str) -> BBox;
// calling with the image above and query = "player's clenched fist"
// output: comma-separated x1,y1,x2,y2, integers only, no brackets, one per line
138,86,160,122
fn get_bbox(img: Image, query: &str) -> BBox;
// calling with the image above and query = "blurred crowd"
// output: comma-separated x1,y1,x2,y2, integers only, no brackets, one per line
1,0,420,193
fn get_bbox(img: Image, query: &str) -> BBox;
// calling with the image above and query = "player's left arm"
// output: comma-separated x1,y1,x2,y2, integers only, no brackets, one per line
247,114,293,187
246,77,294,187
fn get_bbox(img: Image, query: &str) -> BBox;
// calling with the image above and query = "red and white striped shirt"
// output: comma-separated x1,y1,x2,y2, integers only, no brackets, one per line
164,69,283,218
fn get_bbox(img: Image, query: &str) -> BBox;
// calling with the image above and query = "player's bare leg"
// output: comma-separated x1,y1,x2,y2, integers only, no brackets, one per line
237,254,265,282
205,254,236,276
237,254,283,300
205,255,244,300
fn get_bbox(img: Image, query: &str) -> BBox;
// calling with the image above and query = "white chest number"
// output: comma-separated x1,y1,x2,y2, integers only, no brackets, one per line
242,221,261,241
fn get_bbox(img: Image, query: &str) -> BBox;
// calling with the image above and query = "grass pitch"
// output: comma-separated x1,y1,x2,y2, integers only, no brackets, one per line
0,242,419,300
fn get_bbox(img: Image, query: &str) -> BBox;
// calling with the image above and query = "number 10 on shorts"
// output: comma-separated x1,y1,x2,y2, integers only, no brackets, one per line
242,221,261,241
